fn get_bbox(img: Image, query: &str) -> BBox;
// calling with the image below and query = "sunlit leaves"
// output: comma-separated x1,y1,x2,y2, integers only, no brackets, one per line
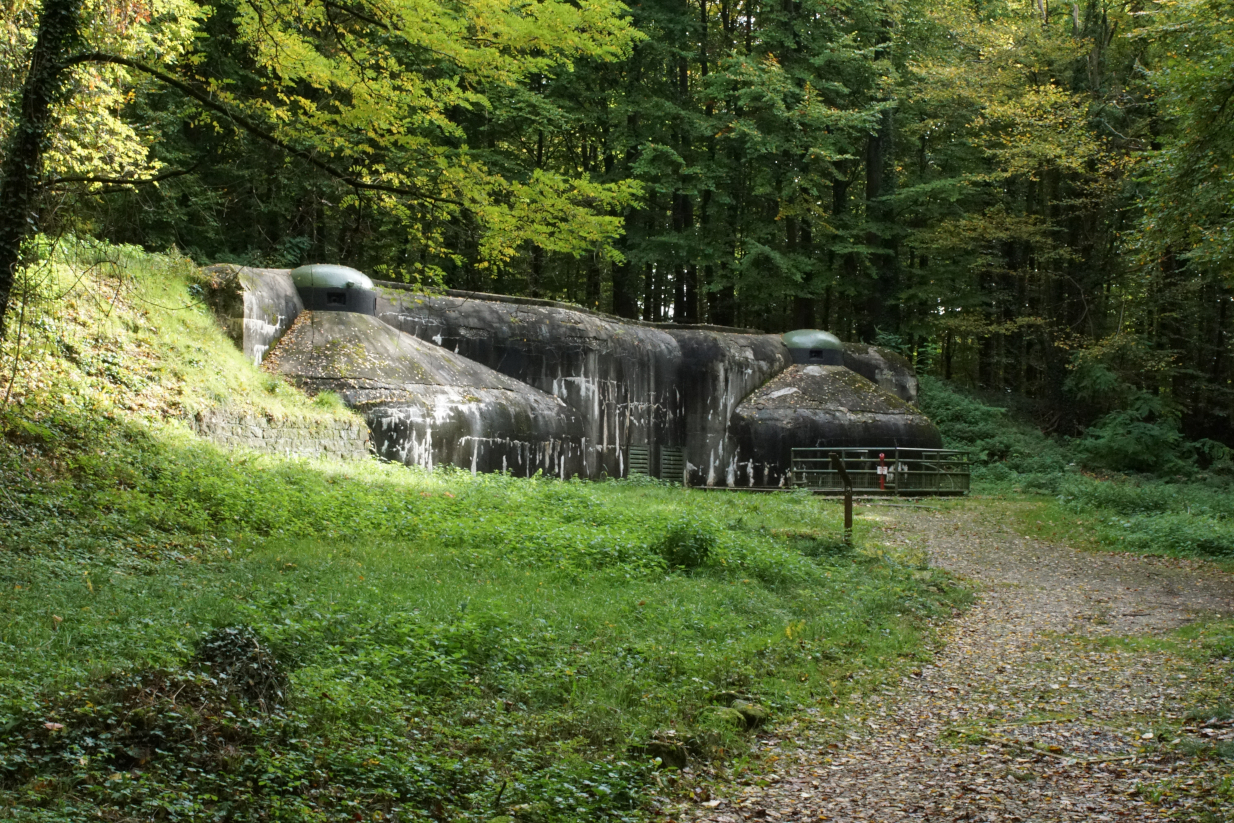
213,0,642,274
0,0,205,187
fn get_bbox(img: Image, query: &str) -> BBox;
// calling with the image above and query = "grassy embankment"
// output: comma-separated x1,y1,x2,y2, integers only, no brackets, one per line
0,242,969,821
918,375,1234,565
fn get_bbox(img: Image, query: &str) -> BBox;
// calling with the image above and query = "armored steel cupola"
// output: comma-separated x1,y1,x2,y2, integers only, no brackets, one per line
290,264,377,315
782,329,843,365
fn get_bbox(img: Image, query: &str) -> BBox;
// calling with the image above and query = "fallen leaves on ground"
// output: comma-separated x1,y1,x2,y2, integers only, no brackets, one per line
671,505,1234,822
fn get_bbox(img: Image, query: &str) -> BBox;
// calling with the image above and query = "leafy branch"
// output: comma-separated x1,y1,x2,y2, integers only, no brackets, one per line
60,52,463,207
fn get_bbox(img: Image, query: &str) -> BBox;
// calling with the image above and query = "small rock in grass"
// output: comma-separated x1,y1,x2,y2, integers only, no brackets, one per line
731,699,769,728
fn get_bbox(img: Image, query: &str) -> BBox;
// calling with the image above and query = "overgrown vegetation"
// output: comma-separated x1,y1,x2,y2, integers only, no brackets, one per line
0,246,970,821
920,377,1234,562
0,425,969,821
0,235,358,424
4,0,1234,454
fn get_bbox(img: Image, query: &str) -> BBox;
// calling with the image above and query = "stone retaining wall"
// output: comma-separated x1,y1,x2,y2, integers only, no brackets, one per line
189,408,370,460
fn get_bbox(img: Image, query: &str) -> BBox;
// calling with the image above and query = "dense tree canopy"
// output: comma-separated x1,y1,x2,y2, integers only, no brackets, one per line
2,0,1232,452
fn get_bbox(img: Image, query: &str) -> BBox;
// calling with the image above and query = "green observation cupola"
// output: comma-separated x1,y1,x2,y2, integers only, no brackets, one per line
290,264,377,315
782,329,844,365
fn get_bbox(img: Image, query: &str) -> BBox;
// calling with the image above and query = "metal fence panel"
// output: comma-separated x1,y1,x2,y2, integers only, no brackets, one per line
790,447,970,496
659,447,685,484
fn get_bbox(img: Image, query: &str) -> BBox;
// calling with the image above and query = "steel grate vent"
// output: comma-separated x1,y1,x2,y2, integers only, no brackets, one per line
659,447,685,484
627,445,651,477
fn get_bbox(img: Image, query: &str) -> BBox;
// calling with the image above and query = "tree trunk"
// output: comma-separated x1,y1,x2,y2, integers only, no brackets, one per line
860,106,898,341
585,252,602,308
0,0,83,337
529,244,544,298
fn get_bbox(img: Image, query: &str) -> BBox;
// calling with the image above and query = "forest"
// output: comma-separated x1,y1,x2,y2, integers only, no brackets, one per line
1,0,1231,463
3,3,1234,819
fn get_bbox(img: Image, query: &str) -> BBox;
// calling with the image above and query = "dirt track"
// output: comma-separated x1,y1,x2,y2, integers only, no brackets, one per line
680,505,1234,823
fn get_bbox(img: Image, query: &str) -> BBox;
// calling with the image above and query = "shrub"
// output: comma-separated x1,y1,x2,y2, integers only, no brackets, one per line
917,376,1069,483
311,390,346,410
194,625,286,708
1075,405,1189,475
654,518,717,570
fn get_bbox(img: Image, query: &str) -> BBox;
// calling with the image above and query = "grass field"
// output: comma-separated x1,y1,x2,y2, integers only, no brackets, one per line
0,423,970,822
918,376,1234,565
0,242,971,821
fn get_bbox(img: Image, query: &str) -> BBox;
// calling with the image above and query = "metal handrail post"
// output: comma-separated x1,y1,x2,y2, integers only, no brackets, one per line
829,452,853,545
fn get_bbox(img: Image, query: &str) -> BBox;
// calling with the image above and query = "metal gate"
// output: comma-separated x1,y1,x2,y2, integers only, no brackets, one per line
790,447,970,496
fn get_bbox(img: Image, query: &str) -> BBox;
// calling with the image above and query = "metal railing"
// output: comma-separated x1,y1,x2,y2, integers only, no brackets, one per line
790,447,970,496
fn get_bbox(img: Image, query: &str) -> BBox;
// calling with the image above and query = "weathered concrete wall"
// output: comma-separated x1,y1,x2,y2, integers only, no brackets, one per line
266,311,583,476
731,365,943,486
842,343,919,405
199,269,939,484
376,287,685,479
200,265,303,365
188,408,370,460
664,329,791,486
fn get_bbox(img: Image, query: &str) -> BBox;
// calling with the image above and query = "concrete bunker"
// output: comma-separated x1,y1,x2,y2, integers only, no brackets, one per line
203,267,949,488
266,310,581,476
730,359,943,488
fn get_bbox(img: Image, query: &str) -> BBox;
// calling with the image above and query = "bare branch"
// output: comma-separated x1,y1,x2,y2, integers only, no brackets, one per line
323,0,389,30
39,164,200,189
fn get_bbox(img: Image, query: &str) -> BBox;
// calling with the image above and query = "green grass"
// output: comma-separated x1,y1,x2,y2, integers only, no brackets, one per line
0,419,969,822
919,377,1234,562
1,235,357,424
0,241,971,822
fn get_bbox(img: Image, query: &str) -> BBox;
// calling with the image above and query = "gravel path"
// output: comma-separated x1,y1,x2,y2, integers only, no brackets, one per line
682,504,1234,823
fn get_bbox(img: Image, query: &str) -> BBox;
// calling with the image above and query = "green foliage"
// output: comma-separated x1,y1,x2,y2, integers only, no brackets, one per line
0,0,202,188
917,375,1069,483
311,389,346,410
0,237,361,424
923,375,1234,560
1061,334,1202,474
1075,406,1187,475
654,517,717,571
7,0,1234,446
1052,475,1234,559
791,533,852,561
0,415,969,820
1132,0,1234,270
0,228,962,820
0,242,970,823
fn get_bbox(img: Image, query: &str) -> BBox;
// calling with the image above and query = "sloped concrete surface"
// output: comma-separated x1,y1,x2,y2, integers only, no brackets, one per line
376,288,686,479
731,365,943,486
199,265,303,366
666,329,791,486
842,342,920,405
266,311,582,476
